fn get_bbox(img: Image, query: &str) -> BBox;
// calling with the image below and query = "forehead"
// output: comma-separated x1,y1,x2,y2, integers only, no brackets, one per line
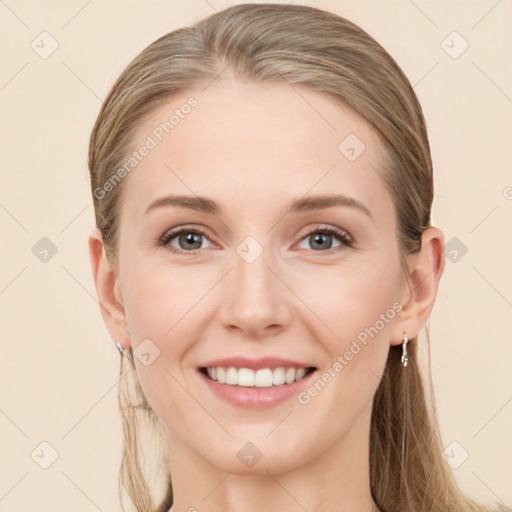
120,80,394,223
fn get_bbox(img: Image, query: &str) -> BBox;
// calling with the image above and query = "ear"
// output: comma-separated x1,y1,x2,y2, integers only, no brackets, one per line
390,226,445,345
88,227,130,349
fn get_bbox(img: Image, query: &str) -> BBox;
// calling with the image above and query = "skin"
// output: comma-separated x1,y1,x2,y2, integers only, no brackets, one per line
89,80,444,512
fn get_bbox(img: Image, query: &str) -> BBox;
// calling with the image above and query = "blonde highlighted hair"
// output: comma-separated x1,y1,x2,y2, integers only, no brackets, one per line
88,4,509,511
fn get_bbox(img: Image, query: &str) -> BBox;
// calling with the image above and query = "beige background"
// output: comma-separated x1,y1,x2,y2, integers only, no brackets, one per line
1,0,511,510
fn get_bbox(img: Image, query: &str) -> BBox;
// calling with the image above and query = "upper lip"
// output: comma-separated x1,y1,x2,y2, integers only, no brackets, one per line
200,357,316,371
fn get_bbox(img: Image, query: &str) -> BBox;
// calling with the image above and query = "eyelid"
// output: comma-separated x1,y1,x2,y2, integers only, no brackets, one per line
296,224,353,245
157,223,354,254
157,224,215,253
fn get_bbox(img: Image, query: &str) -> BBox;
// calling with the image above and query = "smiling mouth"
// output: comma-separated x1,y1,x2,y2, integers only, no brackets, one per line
199,366,316,388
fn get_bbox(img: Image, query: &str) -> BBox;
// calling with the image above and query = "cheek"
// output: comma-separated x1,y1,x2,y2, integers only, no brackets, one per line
119,256,232,409
122,257,209,342
119,262,201,412
292,261,400,405
290,259,401,344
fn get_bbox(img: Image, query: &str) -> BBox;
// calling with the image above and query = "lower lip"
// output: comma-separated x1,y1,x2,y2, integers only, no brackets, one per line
198,369,316,409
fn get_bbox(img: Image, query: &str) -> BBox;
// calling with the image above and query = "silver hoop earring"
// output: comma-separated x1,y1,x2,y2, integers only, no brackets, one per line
401,335,409,367
116,335,131,363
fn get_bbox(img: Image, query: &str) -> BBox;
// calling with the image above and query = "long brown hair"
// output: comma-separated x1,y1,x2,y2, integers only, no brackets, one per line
88,4,509,511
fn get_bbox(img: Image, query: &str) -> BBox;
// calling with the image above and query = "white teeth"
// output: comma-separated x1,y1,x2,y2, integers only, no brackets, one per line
272,367,286,385
238,368,255,387
204,366,311,387
225,367,238,385
295,368,307,381
255,369,273,387
285,367,296,384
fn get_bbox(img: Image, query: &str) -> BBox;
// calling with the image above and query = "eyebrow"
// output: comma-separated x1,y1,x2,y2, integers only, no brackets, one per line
144,193,372,219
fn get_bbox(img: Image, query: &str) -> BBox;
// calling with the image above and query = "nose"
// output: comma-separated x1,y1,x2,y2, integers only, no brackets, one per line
218,245,292,339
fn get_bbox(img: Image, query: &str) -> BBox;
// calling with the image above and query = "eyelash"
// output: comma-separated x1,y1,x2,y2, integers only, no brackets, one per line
156,225,354,255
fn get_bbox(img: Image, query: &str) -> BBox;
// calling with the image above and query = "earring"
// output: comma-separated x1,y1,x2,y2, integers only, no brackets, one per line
116,335,131,363
401,335,409,367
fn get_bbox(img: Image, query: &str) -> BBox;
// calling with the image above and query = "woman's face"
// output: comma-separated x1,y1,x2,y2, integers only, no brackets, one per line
111,81,409,474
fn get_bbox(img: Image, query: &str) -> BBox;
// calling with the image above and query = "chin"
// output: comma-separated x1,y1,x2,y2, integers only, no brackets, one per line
198,438,313,476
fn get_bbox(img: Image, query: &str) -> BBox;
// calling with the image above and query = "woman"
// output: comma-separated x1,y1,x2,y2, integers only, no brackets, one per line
88,3,509,512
